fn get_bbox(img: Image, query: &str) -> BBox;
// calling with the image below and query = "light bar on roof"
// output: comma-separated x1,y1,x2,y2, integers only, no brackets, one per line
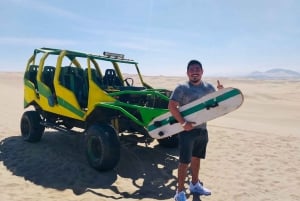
103,51,125,59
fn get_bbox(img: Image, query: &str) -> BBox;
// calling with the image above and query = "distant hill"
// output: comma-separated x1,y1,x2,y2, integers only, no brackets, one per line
247,68,300,79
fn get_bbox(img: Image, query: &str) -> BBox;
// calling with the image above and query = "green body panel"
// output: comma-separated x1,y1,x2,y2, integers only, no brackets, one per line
37,81,52,103
24,79,35,90
56,96,85,118
109,90,169,101
96,101,168,127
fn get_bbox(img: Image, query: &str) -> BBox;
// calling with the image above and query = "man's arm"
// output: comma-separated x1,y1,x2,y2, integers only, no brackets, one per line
168,100,194,130
168,100,185,125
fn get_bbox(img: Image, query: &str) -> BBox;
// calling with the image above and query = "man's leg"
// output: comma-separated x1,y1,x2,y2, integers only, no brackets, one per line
177,131,193,192
177,162,189,192
191,129,208,184
190,156,200,184
189,156,211,196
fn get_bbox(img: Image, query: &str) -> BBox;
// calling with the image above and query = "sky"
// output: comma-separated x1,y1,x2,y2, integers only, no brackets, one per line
0,0,299,76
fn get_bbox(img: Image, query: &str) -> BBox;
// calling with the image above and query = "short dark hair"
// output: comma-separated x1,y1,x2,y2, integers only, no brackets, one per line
187,60,202,70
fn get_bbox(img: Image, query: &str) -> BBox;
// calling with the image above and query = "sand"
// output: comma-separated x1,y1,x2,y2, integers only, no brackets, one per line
0,72,299,201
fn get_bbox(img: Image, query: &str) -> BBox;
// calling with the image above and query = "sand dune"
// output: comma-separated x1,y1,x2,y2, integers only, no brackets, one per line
0,72,299,201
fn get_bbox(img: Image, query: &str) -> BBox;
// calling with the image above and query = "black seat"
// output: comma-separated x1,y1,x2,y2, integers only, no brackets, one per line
26,65,39,90
91,68,103,87
60,66,87,108
74,67,88,108
60,66,74,90
102,69,122,87
85,68,103,88
42,66,55,93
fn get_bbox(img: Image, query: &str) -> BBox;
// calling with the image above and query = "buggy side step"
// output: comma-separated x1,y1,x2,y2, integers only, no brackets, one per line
40,121,85,135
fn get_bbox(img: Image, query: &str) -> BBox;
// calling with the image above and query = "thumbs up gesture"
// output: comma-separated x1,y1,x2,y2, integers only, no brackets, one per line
217,80,224,90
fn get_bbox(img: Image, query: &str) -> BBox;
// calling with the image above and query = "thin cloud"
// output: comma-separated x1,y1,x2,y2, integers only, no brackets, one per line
0,36,78,46
9,0,92,23
110,36,177,52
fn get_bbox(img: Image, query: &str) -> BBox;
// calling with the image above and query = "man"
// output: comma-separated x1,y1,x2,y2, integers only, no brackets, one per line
168,60,223,201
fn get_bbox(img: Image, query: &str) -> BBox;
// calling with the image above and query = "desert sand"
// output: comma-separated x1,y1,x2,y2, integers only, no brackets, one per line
0,72,299,201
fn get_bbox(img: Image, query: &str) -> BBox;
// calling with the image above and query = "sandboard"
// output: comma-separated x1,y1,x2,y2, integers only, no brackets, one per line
147,87,244,139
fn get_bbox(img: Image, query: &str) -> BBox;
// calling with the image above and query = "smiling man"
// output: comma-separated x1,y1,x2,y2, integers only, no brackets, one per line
168,60,223,201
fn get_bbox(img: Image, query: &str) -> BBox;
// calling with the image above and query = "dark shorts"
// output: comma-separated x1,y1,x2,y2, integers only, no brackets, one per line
179,128,208,164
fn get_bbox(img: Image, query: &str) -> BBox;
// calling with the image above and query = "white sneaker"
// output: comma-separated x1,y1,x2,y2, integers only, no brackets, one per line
174,191,188,201
189,181,211,196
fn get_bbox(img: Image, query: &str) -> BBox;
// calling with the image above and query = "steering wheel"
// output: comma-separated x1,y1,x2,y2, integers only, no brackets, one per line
124,77,134,86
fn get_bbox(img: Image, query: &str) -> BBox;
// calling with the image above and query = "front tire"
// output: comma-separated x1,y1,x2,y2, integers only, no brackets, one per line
85,124,120,171
20,111,45,142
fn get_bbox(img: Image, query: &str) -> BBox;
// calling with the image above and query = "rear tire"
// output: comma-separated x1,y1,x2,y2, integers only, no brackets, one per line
20,111,45,142
85,124,120,171
157,134,179,148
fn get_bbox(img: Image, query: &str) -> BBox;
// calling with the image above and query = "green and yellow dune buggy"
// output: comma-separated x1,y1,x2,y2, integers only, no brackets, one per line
21,48,177,171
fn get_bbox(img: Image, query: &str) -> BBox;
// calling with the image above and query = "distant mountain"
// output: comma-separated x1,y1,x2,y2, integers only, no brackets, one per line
247,68,300,79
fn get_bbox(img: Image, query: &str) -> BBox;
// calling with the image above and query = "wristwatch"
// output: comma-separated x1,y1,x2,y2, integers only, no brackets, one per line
181,121,187,127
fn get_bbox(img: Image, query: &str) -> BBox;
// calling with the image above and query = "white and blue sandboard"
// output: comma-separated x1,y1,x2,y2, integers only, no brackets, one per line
147,87,244,139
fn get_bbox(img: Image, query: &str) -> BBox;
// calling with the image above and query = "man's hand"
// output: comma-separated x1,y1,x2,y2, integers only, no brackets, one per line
182,121,196,131
217,80,224,90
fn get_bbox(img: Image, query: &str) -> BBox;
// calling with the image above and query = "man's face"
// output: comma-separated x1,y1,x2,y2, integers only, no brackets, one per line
187,64,203,84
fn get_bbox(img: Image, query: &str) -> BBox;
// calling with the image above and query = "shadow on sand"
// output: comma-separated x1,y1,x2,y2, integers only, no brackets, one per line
0,130,181,200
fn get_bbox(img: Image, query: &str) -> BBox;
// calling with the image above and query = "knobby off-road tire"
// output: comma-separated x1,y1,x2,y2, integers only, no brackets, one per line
157,134,179,148
20,111,45,142
85,124,120,171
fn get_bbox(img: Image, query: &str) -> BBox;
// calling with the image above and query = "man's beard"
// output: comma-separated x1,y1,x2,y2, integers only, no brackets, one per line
190,76,200,83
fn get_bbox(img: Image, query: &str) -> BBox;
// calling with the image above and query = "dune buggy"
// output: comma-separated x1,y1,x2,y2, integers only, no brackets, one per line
21,48,177,171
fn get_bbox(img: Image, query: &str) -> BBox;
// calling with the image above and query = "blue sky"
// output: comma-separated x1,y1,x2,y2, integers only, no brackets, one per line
0,0,299,76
